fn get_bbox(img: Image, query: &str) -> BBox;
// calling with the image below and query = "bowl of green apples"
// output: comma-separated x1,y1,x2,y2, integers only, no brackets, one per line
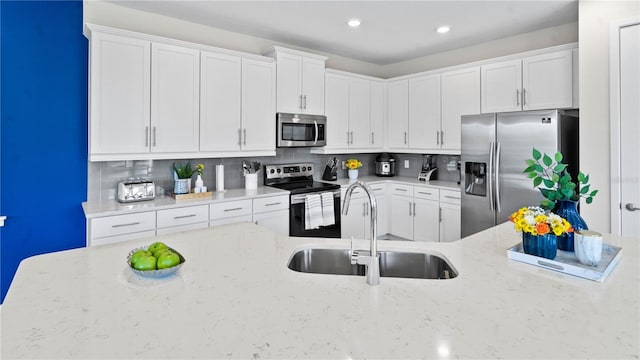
127,241,185,278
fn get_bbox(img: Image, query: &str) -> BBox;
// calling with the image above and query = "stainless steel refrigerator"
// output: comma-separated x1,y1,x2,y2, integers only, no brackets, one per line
461,110,579,237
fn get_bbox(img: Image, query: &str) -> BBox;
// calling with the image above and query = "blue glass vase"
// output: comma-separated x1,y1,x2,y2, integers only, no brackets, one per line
553,200,588,252
522,233,558,260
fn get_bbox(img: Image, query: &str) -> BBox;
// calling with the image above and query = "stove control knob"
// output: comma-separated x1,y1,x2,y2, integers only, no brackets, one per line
269,169,275,174
302,167,306,171
277,169,281,173
307,166,312,171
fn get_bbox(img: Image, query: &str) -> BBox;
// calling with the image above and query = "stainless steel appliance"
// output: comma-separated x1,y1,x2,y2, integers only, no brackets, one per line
276,113,326,147
461,110,579,237
375,153,396,176
264,163,341,238
117,179,155,203
418,154,437,181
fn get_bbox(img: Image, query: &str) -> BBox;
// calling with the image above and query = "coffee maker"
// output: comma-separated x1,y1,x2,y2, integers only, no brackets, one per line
418,155,437,181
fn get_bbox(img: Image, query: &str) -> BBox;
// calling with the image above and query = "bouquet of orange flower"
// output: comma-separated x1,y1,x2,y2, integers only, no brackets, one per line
509,206,573,236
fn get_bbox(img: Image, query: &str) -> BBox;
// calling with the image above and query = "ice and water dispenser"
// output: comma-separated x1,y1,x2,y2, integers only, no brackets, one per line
464,162,487,197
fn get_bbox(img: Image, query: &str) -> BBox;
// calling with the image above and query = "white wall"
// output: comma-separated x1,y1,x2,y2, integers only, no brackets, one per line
84,1,578,78
579,0,640,232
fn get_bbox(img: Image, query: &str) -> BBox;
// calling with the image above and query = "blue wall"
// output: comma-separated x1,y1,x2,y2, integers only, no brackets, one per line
0,1,87,303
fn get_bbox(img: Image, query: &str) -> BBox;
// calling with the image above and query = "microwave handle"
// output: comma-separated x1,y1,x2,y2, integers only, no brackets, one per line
313,120,319,145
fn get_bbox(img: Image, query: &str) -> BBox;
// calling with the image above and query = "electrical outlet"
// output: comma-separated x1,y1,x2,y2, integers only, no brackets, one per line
404,160,410,169
342,161,346,170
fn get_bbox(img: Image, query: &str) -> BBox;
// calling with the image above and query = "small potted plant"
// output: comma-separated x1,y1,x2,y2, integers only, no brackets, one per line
194,163,205,192
509,206,574,259
173,162,195,194
523,148,598,251
345,159,363,180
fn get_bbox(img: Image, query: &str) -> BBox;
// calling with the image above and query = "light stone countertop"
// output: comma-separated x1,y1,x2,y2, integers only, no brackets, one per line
2,222,638,359
321,175,461,191
82,186,290,218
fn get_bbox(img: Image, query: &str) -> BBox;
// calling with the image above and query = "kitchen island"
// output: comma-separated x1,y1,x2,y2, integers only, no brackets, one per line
2,222,638,359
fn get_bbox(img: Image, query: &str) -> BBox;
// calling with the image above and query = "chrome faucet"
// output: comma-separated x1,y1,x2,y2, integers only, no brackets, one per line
342,181,380,286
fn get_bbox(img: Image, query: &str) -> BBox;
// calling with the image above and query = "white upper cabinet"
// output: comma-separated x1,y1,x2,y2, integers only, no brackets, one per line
268,47,327,115
441,66,480,151
322,71,383,152
89,32,150,156
408,74,441,149
481,49,573,113
150,43,200,153
200,51,242,152
241,58,276,151
387,79,409,149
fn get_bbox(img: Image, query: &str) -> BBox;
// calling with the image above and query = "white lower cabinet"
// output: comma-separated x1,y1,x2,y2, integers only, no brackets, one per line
156,205,209,235
209,199,253,226
88,211,156,246
439,190,461,242
252,195,290,235
390,194,414,240
413,198,440,242
341,184,387,240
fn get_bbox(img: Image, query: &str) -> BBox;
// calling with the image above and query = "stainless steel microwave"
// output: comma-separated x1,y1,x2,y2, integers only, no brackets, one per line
276,113,326,147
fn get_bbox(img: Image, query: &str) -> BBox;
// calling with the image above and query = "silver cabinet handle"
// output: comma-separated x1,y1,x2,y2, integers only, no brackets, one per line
409,202,412,216
243,128,247,146
395,188,408,192
404,131,408,144
313,121,318,145
300,94,303,110
440,131,444,145
625,203,640,211
145,126,149,147
413,202,416,217
436,131,440,145
303,95,307,110
112,222,140,228
522,88,527,106
174,214,196,219
417,191,432,195
238,129,242,146
371,132,375,144
153,126,157,147
265,202,281,206
224,207,243,212
439,207,442,223
445,196,460,200
362,202,367,217
347,132,350,145
516,89,520,106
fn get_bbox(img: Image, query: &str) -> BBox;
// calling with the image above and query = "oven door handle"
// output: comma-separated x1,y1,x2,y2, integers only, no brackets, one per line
313,120,319,145
290,190,340,204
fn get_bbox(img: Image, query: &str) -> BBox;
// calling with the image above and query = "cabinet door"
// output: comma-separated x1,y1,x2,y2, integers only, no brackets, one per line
413,198,440,242
522,50,573,111
324,73,350,149
349,77,371,148
276,52,302,113
369,81,385,149
200,51,242,152
390,195,413,240
89,33,150,155
387,80,409,149
341,197,366,240
302,57,326,115
440,202,461,242
363,184,387,239
481,59,522,113
409,74,441,149
241,59,276,151
254,209,289,236
150,43,200,153
441,66,480,151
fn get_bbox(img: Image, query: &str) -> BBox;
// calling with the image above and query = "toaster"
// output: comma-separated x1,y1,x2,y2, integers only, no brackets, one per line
117,179,156,203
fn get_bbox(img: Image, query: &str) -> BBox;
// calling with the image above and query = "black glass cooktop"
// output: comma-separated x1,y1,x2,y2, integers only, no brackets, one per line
269,180,340,195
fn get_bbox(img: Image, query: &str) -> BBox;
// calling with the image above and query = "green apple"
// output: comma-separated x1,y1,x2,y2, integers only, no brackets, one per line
148,242,168,255
133,255,157,271
156,252,181,269
130,250,152,266
153,248,174,258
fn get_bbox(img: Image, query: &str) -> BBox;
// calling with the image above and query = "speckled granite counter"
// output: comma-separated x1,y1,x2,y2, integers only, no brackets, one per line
2,222,638,359
82,186,290,218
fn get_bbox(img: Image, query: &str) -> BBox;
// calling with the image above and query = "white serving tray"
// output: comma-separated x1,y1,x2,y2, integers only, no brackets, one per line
507,243,622,282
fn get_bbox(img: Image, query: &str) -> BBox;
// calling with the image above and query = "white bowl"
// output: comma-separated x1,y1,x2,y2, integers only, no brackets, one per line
126,246,186,278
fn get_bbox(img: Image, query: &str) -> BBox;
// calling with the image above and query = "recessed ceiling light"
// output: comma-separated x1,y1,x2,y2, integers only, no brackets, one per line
348,18,361,28
436,26,451,34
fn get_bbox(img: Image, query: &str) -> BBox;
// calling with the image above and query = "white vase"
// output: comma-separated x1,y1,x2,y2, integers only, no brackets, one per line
195,174,204,190
348,169,358,180
174,178,191,194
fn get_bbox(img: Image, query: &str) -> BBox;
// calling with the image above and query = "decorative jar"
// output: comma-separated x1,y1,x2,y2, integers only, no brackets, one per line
554,200,588,252
348,169,358,180
195,174,204,190
174,178,191,195
522,232,558,260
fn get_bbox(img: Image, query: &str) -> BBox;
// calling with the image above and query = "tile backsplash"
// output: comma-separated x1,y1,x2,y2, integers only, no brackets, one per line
87,149,460,202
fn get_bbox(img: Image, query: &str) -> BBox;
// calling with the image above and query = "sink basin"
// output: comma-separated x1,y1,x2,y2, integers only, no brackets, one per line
287,248,457,279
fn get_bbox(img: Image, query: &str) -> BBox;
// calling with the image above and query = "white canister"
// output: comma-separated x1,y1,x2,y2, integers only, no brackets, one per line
574,230,603,266
245,173,258,190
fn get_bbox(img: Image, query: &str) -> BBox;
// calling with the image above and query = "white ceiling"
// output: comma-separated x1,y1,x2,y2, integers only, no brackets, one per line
110,0,578,65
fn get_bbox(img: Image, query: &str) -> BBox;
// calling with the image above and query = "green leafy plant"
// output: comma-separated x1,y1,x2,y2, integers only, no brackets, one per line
524,148,598,209
173,162,195,179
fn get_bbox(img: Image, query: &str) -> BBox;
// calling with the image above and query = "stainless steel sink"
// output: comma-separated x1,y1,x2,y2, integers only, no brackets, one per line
287,248,457,280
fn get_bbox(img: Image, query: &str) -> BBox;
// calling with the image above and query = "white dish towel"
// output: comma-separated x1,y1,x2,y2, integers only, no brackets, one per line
305,193,323,230
321,192,335,226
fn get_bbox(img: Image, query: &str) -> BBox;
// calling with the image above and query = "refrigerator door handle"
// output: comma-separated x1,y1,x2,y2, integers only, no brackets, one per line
488,142,495,213
495,142,502,213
